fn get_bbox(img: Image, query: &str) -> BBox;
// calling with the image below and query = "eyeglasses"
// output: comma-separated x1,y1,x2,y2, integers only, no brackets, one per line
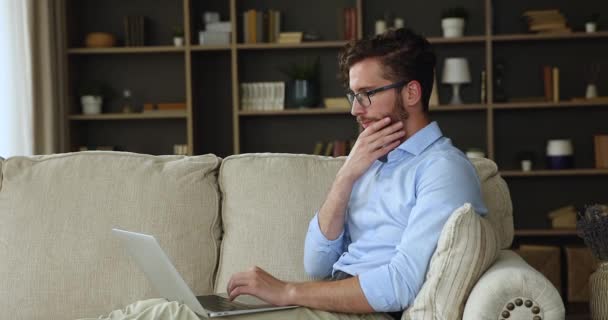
346,80,408,108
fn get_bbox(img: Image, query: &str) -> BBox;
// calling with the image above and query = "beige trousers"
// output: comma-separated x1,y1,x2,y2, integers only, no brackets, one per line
78,299,393,320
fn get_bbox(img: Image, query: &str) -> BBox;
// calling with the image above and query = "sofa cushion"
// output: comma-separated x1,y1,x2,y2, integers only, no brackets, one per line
0,152,222,320
214,154,345,291
469,158,514,249
403,203,500,320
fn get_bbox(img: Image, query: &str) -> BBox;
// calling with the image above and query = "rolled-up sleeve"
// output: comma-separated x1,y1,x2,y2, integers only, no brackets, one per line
303,213,346,278
358,155,486,311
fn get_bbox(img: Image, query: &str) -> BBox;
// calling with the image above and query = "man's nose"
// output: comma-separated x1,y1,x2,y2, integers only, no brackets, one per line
351,100,365,116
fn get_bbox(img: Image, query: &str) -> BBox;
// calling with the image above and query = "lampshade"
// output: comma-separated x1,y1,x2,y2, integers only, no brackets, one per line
442,57,471,84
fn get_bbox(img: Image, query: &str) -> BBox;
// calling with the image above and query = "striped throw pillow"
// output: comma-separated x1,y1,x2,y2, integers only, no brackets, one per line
402,203,500,320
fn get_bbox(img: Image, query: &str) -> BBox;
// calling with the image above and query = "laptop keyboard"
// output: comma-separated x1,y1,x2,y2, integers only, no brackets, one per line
197,295,260,312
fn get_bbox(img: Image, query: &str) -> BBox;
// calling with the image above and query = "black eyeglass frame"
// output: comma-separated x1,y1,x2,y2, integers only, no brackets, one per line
346,80,408,108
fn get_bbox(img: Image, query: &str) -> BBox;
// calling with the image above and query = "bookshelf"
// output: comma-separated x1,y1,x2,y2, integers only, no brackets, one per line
65,0,608,228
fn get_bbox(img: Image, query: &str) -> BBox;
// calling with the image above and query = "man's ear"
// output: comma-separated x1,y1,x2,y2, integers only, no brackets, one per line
403,80,422,107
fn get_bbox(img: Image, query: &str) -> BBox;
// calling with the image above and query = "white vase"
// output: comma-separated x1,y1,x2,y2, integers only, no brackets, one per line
81,95,102,115
586,83,598,99
442,18,465,38
173,37,184,46
590,262,608,320
586,22,597,33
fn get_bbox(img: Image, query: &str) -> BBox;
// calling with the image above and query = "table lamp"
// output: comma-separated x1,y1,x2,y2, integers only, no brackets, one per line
442,57,471,105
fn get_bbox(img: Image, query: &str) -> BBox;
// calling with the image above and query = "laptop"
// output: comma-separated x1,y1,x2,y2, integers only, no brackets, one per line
111,228,298,318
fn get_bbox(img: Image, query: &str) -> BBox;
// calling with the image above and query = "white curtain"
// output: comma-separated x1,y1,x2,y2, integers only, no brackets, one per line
0,0,34,158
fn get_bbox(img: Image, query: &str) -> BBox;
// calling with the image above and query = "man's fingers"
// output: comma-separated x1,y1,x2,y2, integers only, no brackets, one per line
373,140,401,158
366,120,403,142
228,285,249,301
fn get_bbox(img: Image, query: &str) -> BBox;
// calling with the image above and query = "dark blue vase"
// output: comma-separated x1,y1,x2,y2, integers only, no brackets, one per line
288,79,319,108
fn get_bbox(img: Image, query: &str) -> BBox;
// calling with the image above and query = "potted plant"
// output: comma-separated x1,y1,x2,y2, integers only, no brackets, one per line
173,26,185,46
586,13,599,33
577,204,608,319
281,57,320,108
441,7,468,38
79,82,109,115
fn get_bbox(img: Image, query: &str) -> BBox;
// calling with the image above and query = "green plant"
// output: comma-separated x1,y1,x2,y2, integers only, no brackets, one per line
173,25,184,38
280,57,320,81
441,7,469,20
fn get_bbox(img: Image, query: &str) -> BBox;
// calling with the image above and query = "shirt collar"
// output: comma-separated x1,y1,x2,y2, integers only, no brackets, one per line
398,121,443,156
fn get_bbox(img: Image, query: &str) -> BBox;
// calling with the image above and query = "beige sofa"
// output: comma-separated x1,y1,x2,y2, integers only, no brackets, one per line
0,152,564,320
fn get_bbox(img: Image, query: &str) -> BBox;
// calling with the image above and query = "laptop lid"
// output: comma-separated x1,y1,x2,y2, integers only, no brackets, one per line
111,228,208,316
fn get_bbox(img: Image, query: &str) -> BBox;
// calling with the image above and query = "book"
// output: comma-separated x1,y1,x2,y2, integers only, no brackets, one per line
595,135,608,169
552,67,559,102
324,97,350,109
278,32,303,43
543,66,553,101
324,142,334,156
313,142,324,155
143,103,187,112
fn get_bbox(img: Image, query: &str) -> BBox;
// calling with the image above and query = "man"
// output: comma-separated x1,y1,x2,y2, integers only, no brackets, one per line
223,28,487,318
89,28,487,320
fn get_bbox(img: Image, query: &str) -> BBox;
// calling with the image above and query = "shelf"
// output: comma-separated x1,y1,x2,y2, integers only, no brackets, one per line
429,104,487,111
69,112,188,120
500,169,608,177
427,35,487,44
67,46,185,54
515,229,579,237
239,108,351,116
190,45,232,51
493,100,608,110
492,31,608,42
236,41,348,50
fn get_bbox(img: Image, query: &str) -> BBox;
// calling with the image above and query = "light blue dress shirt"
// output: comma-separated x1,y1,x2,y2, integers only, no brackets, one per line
303,121,487,312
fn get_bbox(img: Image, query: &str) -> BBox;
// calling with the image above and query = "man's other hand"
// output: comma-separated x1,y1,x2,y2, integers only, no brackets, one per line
227,266,294,306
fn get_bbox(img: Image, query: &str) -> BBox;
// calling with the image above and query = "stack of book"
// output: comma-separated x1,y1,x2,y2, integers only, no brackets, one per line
124,16,146,46
313,140,355,157
277,32,303,44
522,9,570,34
199,11,230,45
240,82,285,111
542,66,560,102
242,9,281,43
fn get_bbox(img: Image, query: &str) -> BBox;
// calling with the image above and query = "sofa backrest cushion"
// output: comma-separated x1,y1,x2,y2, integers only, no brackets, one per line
0,152,222,320
214,154,345,291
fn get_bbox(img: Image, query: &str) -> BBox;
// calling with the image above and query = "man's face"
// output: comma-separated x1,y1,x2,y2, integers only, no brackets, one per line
348,58,408,130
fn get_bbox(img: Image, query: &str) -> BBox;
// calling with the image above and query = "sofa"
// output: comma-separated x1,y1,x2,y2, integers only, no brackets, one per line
0,151,565,320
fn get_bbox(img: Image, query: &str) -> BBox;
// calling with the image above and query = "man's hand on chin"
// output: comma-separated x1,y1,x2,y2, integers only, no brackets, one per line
226,266,294,306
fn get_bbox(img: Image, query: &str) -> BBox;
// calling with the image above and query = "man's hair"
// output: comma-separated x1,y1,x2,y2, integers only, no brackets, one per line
338,28,436,112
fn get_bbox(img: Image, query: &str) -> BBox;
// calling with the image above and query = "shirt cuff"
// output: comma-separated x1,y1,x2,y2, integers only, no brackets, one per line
358,265,399,312
306,213,344,254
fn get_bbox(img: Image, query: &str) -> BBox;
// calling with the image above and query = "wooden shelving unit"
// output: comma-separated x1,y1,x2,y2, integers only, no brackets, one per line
239,108,351,116
501,169,608,177
492,30,608,42
236,41,348,50
69,112,188,120
514,229,579,237
493,100,608,110
67,46,185,54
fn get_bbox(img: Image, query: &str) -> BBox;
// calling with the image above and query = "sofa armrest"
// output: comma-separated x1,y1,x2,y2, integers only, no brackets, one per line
463,250,565,320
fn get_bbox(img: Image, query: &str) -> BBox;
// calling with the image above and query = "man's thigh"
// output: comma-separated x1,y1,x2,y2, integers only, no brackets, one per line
222,307,393,320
